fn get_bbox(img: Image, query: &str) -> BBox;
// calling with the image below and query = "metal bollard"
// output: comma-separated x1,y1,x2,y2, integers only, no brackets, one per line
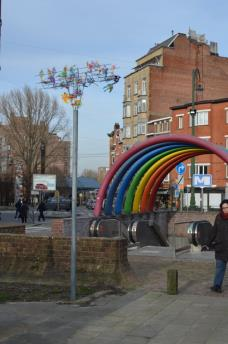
167,269,178,295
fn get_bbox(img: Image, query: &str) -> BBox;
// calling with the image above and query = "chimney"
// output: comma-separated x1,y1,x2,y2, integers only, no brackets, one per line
210,41,218,56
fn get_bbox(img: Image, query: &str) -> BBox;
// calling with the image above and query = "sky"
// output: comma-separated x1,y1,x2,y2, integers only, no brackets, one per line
1,0,228,174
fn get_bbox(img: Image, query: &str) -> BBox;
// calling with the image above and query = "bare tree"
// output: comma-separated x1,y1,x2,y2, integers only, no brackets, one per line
80,169,98,181
0,86,69,201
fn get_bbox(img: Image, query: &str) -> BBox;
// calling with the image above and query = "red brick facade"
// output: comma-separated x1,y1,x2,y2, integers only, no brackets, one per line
120,32,228,145
171,98,228,191
108,123,123,167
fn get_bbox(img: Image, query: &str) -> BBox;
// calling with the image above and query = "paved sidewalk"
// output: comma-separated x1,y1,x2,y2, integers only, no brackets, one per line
0,289,228,344
1,250,228,344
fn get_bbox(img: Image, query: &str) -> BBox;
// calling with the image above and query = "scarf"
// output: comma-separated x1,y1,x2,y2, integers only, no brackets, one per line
220,211,228,220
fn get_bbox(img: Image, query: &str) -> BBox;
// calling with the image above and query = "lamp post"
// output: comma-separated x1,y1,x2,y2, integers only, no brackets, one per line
38,62,120,300
189,68,203,208
40,142,46,174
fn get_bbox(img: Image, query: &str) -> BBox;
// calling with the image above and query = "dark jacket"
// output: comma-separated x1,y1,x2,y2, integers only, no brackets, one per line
37,202,46,212
20,203,28,217
208,213,228,261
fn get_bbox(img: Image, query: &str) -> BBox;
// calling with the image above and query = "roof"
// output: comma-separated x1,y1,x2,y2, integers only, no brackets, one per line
136,33,182,62
147,33,180,55
170,97,228,111
66,176,100,189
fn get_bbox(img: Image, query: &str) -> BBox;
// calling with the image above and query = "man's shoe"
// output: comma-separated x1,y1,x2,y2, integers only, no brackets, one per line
210,286,222,293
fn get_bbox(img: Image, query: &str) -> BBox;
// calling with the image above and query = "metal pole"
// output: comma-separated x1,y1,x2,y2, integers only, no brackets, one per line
71,106,78,300
190,69,197,208
200,187,204,212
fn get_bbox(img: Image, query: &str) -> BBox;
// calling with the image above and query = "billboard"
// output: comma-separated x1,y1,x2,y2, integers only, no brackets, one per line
33,174,56,191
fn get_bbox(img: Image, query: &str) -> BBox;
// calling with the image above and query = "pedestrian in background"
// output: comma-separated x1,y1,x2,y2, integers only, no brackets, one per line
37,200,46,221
206,199,228,293
19,199,29,223
15,198,22,219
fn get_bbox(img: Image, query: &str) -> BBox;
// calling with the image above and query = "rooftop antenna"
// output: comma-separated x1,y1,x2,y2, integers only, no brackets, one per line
171,30,174,36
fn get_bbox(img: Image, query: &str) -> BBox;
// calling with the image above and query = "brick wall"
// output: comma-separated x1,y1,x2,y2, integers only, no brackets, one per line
149,35,228,118
51,218,92,237
167,211,217,235
0,223,25,234
0,235,129,286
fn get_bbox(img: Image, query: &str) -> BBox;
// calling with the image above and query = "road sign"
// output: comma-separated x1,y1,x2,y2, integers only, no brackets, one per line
174,190,180,198
175,162,186,175
177,175,184,185
192,174,212,187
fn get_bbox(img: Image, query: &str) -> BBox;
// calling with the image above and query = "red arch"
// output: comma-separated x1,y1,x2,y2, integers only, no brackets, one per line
94,134,228,216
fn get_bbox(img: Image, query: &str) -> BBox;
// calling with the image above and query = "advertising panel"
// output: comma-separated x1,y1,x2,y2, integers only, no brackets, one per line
33,174,56,191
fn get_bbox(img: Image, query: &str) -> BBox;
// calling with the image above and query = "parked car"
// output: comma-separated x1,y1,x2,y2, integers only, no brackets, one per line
45,197,71,211
86,199,96,210
35,183,48,190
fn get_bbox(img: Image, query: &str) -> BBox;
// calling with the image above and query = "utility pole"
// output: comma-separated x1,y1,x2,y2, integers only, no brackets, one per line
189,68,203,208
40,142,45,174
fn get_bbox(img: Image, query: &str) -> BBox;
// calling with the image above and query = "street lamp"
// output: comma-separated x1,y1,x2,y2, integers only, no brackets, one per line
40,142,46,174
38,62,120,300
189,68,203,208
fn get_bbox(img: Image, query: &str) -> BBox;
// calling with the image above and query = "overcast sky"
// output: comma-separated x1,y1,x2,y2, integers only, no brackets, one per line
1,0,228,174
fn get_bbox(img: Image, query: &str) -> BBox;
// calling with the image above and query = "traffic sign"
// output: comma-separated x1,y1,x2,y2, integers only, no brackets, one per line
174,190,180,198
192,174,212,187
176,162,186,175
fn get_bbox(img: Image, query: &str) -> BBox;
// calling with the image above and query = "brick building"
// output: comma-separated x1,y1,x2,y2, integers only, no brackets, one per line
107,123,123,167
170,98,228,208
121,30,228,152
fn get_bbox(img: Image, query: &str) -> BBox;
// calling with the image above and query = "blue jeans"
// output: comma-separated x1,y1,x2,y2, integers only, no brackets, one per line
213,259,227,287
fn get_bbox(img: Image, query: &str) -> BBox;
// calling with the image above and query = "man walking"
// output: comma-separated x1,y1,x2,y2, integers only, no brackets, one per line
37,200,46,221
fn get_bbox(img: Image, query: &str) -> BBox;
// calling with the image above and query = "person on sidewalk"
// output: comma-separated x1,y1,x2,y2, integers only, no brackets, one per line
19,199,29,223
37,200,46,221
15,198,22,219
205,199,228,293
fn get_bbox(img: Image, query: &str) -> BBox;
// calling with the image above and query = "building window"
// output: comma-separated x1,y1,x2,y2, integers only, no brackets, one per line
123,105,131,118
141,99,147,112
142,79,147,95
157,121,163,133
123,144,132,152
225,137,228,149
225,110,228,124
199,136,211,141
134,103,138,116
133,125,137,137
226,165,228,178
189,163,209,177
137,123,146,135
189,111,208,126
134,81,138,95
178,116,183,129
137,100,142,113
125,126,131,138
163,121,170,132
163,174,170,182
127,86,131,100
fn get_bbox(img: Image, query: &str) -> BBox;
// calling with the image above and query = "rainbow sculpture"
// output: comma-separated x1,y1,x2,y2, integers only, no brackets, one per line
94,134,228,216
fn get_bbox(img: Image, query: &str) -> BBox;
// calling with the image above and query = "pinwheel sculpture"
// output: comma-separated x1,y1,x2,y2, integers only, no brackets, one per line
38,61,120,301
39,61,120,107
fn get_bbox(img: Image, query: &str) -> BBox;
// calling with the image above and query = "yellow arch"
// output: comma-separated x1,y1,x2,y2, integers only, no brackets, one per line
132,148,205,212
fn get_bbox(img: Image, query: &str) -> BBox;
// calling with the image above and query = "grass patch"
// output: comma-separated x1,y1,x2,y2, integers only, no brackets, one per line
0,282,103,302
0,291,10,302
